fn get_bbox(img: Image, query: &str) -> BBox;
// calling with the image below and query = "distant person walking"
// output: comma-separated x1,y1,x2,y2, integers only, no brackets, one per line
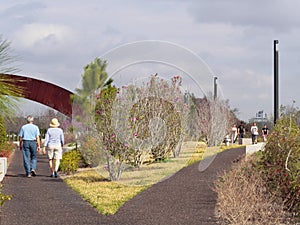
250,122,259,144
43,118,64,178
261,124,269,142
238,123,246,139
231,124,238,143
19,115,41,178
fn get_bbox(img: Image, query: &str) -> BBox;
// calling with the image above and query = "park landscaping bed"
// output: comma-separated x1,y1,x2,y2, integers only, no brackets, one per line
63,141,237,215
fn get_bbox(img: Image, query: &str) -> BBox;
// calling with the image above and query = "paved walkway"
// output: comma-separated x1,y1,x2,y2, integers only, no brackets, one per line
0,147,245,225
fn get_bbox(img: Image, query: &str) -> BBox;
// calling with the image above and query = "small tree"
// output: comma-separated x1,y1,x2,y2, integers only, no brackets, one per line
110,75,191,165
194,95,233,146
94,75,194,180
95,82,129,180
208,96,233,146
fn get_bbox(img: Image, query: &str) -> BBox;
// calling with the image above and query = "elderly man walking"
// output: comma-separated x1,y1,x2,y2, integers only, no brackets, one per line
19,115,41,177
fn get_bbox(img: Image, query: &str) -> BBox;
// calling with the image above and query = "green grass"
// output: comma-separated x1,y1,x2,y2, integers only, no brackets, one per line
64,170,147,215
64,141,239,215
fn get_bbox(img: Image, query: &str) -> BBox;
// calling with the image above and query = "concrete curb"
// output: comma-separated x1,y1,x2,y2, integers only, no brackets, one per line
246,142,266,155
0,157,7,182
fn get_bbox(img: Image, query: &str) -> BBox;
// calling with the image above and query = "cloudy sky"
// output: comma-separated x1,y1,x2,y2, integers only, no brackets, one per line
1,0,300,121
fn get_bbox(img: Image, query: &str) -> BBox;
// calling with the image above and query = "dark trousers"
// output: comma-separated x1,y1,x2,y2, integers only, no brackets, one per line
22,140,37,175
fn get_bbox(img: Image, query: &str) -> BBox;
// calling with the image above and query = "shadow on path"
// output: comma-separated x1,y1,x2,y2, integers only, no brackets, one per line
0,147,245,225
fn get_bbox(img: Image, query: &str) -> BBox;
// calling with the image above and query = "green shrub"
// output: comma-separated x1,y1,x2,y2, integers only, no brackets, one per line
0,142,15,158
0,184,11,206
262,115,300,218
59,150,82,174
79,135,105,167
0,115,7,144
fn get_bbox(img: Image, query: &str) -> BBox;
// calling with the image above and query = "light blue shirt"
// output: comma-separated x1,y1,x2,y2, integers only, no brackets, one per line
44,127,64,147
19,123,40,140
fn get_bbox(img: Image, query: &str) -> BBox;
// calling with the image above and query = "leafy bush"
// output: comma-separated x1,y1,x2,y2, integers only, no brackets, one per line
0,115,7,144
79,135,105,167
0,142,15,158
59,150,82,174
64,132,76,145
262,115,300,218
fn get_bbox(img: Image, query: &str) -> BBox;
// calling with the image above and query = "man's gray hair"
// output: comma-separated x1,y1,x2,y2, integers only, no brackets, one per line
27,115,34,123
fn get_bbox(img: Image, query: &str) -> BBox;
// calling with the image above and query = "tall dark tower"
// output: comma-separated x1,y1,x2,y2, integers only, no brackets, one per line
214,77,217,100
274,40,279,124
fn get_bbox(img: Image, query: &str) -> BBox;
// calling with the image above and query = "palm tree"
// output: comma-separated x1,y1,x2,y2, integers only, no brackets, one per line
71,57,109,133
75,57,108,100
72,57,108,116
0,36,23,118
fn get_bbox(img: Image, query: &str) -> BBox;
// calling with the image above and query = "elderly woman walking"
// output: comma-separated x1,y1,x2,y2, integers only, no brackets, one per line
43,118,64,178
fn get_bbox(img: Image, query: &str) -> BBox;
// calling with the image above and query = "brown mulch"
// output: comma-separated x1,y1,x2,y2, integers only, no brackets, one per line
0,147,245,225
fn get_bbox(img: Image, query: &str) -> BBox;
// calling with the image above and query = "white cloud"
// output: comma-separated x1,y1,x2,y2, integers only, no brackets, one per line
12,23,77,53
1,0,300,120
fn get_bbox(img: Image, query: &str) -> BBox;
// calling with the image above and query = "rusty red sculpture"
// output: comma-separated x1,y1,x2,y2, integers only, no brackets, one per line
0,73,73,117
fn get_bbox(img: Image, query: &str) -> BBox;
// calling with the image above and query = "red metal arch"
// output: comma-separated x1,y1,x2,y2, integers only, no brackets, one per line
0,73,73,117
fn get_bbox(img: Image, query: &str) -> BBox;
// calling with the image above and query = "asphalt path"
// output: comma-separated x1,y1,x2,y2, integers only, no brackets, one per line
0,146,245,225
